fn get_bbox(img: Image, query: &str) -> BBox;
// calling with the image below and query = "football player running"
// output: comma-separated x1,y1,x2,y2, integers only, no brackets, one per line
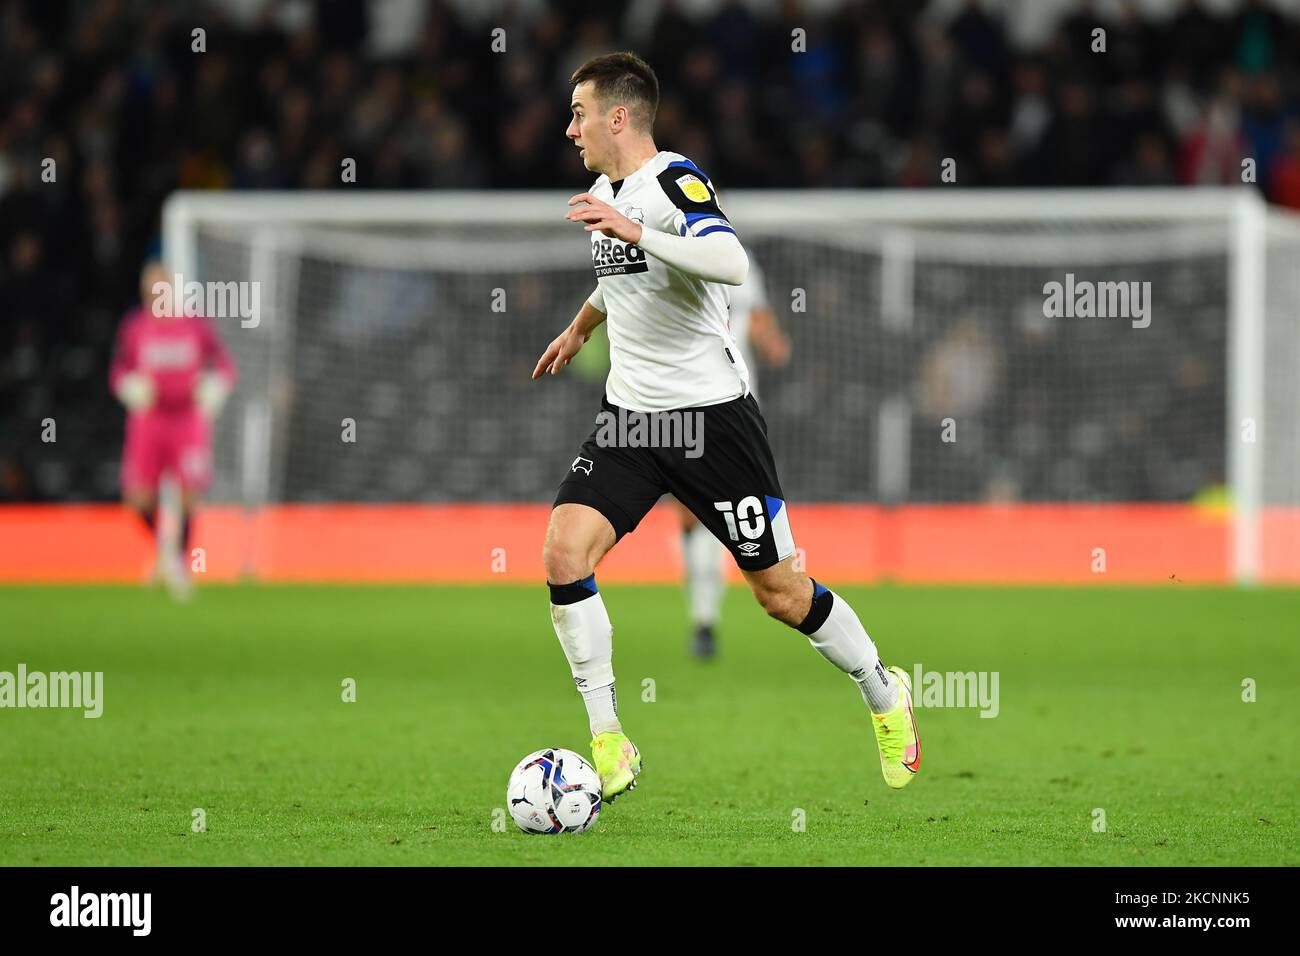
533,53,920,801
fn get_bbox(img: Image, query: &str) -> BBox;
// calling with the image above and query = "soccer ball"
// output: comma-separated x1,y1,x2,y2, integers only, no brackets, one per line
506,748,602,834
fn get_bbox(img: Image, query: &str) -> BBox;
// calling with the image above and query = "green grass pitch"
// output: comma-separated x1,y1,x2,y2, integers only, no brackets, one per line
1,583,1296,866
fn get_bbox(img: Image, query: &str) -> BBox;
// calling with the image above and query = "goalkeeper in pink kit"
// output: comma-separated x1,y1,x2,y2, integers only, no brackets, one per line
109,261,237,595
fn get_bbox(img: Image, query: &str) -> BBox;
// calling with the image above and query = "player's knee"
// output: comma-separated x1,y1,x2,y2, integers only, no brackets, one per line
751,578,804,626
542,538,593,585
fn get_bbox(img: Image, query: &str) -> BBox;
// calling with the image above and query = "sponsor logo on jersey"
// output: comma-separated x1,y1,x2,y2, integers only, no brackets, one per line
591,236,648,277
675,174,711,203
142,339,200,369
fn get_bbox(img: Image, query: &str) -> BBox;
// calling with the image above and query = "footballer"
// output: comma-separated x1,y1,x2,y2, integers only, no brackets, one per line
532,52,920,800
110,260,237,598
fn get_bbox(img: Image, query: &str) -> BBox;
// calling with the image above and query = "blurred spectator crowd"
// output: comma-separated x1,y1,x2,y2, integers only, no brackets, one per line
1,0,1299,501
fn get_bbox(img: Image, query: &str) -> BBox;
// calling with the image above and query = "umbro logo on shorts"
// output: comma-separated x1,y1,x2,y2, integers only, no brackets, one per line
737,542,761,555
571,457,594,475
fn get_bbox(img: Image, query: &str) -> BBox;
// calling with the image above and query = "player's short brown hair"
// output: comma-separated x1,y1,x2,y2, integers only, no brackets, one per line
570,52,659,132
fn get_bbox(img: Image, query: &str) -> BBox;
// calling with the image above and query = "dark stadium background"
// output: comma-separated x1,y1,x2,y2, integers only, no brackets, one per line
1,0,1299,503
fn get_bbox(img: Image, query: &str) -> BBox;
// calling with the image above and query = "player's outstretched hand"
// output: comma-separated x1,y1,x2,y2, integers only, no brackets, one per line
565,193,642,244
532,325,587,379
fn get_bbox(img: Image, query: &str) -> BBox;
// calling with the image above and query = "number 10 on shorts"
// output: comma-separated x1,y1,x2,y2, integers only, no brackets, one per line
714,497,766,541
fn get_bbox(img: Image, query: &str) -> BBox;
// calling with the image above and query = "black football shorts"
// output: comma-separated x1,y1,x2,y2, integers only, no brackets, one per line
553,393,796,572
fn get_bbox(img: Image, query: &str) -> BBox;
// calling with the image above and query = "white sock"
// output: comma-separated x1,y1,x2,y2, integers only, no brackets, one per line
549,576,621,735
798,583,899,713
580,683,618,736
855,660,900,715
682,524,725,627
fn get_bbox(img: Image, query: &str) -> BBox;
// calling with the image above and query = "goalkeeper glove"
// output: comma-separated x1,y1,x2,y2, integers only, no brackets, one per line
195,372,232,419
115,372,155,412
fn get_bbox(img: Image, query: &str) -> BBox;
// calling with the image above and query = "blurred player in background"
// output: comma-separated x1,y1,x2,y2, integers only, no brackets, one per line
109,261,237,598
678,254,790,658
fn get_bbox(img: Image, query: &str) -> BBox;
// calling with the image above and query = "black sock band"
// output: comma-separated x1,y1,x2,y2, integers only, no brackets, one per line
796,580,834,635
548,575,598,605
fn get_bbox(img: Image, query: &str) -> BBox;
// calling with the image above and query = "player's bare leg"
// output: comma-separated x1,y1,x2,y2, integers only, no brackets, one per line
676,499,724,658
165,487,203,600
543,503,615,585
124,490,160,584
543,503,642,799
150,483,194,602
180,488,203,560
742,556,921,789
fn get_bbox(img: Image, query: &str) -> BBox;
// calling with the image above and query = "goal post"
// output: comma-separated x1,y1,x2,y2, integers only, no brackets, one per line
162,187,1300,584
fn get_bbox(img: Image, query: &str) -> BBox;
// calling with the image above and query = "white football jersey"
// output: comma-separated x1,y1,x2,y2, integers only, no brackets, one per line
586,151,750,412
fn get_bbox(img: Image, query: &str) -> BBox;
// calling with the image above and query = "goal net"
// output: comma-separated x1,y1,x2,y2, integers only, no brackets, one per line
163,188,1300,583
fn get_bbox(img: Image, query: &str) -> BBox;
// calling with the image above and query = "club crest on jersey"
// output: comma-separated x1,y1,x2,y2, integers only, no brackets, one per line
675,174,710,203
571,457,594,475
625,206,644,224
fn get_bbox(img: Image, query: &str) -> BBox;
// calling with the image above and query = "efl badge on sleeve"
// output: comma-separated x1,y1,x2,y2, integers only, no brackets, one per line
675,174,711,203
